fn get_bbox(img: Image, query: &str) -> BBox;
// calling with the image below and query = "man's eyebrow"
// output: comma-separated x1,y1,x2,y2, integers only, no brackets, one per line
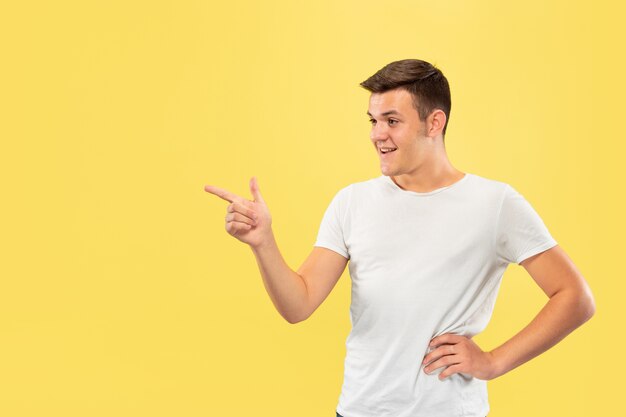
367,110,401,117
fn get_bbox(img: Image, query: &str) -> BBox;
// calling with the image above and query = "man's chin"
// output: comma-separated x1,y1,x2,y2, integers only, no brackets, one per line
381,166,399,176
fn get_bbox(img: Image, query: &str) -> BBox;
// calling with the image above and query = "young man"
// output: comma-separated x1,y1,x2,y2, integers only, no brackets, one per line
204,59,596,417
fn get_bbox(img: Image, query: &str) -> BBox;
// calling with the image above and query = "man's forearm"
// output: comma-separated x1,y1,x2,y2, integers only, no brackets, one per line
489,289,595,379
250,233,309,324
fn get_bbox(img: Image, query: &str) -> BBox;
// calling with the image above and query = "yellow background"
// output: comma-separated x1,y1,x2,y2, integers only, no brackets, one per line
1,1,622,416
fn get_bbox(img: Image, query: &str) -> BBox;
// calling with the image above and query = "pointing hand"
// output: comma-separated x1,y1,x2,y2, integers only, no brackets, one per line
204,176,273,248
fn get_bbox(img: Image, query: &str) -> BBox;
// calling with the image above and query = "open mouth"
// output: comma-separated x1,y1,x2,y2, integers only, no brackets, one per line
380,147,397,155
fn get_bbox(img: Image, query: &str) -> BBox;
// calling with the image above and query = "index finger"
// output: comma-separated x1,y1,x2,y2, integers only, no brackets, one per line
204,184,241,203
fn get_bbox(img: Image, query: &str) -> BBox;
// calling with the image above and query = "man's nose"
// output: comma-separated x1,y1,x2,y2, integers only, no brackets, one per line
370,122,390,142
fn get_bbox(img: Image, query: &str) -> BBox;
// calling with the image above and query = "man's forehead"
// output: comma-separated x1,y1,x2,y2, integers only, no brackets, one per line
366,109,402,117
367,90,414,117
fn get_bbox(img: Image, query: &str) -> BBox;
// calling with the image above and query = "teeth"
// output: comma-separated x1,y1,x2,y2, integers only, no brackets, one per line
381,147,397,153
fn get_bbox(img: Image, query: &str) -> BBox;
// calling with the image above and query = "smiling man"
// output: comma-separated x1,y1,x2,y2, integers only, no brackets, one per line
321,59,595,417
204,58,596,417
367,87,465,193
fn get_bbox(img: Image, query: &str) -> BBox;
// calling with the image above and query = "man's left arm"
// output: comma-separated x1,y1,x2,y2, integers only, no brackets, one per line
423,245,596,380
487,244,596,378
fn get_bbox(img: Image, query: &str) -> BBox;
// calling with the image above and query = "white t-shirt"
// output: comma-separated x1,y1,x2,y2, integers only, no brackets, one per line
314,172,558,417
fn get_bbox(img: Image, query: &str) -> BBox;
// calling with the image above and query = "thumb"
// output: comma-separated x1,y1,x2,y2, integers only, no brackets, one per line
249,176,265,204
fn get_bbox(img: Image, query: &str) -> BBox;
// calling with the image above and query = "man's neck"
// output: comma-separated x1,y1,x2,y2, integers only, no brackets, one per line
391,164,465,193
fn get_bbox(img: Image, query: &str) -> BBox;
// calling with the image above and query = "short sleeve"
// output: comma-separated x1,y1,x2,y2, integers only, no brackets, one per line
313,185,351,260
495,184,558,265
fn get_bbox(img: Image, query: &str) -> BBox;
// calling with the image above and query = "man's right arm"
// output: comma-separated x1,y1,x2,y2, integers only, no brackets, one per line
251,233,348,324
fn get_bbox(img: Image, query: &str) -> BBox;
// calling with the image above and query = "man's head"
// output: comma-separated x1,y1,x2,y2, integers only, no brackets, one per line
360,59,451,139
361,59,452,177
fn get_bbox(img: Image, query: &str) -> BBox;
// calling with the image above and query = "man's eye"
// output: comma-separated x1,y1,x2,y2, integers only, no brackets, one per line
369,119,398,125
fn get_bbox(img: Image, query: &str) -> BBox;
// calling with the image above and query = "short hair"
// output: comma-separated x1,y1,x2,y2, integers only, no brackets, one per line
359,59,451,138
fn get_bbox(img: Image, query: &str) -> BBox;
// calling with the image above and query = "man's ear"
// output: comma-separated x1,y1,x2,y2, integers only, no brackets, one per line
427,109,446,138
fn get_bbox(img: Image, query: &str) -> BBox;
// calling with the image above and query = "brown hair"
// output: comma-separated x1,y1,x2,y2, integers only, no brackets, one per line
360,59,451,138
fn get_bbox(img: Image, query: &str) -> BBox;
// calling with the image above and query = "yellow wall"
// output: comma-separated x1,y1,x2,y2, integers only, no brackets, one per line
1,1,622,415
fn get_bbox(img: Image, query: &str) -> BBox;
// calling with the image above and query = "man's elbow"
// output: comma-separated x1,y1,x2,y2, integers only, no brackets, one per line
283,309,311,324
573,286,596,323
555,286,596,326
559,275,596,323
285,316,308,325
581,291,596,321
282,295,314,324
286,317,305,324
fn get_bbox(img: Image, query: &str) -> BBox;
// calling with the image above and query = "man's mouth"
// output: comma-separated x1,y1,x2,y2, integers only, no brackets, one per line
380,147,398,154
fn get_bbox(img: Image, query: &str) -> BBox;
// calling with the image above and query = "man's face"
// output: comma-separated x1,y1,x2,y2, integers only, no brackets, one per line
367,88,431,177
